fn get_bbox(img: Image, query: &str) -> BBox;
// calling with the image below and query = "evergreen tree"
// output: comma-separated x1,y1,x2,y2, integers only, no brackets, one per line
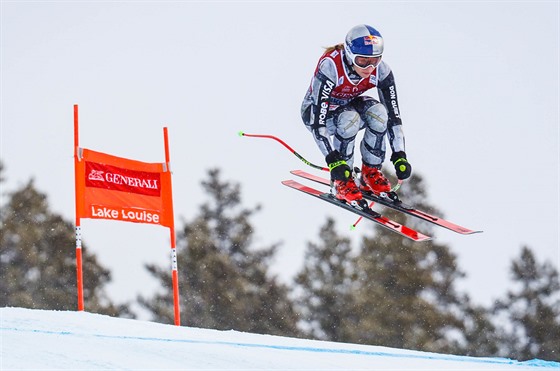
296,172,482,352
140,169,300,336
494,246,560,361
294,217,358,341
0,160,5,183
458,298,502,357
0,177,132,317
350,173,469,352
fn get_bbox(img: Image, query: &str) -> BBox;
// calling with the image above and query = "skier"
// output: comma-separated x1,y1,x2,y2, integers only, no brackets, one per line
301,24,412,205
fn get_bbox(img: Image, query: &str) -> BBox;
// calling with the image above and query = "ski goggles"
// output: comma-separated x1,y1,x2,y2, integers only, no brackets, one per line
353,55,382,69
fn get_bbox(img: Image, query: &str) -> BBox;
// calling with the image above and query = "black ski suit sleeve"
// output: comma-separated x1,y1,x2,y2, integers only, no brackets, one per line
377,70,405,153
308,71,336,156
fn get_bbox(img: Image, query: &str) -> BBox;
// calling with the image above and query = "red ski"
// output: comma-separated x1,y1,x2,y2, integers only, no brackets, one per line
282,179,432,242
290,170,482,235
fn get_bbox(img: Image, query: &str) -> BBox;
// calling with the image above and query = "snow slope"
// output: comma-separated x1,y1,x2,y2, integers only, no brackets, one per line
1,307,557,370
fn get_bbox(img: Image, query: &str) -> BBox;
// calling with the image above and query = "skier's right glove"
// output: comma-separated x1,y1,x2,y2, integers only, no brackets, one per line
326,150,352,181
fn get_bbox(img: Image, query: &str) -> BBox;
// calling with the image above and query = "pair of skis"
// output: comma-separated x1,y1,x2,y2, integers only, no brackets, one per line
283,170,481,242
238,132,481,242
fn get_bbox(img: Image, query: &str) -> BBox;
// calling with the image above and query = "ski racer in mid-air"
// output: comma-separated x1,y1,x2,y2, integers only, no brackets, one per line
301,24,412,205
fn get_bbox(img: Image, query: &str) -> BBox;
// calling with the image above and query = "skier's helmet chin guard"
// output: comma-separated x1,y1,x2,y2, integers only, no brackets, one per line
344,24,384,69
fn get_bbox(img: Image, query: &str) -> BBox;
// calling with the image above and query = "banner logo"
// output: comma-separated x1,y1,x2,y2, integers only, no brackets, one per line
88,170,105,181
85,161,161,197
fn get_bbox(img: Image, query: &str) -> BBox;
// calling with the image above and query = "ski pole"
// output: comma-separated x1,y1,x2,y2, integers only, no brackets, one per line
350,201,376,230
238,131,329,171
239,131,404,192
392,179,403,193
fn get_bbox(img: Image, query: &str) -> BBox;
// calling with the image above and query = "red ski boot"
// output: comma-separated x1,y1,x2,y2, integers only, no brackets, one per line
333,178,363,205
360,164,391,195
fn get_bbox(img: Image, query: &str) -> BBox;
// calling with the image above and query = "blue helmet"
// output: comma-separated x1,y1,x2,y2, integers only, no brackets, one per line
344,24,384,67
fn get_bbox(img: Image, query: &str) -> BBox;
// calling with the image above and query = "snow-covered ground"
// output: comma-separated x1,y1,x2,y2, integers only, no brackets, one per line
1,307,557,370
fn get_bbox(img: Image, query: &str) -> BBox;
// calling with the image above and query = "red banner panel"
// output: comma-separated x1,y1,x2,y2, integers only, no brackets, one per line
75,148,173,228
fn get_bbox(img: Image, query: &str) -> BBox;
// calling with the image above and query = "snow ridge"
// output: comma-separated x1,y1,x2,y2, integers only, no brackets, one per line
1,307,558,370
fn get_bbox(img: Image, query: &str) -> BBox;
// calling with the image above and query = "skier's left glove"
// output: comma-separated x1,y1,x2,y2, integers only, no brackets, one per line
391,151,412,180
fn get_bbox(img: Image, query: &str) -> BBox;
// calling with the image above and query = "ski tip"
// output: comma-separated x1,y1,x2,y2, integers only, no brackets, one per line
237,131,245,137
454,227,484,235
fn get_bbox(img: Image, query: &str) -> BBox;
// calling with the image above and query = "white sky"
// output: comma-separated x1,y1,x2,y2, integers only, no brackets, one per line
1,1,558,316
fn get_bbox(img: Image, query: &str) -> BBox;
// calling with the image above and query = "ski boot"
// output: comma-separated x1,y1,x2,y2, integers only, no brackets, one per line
359,164,391,194
332,178,367,209
357,165,401,203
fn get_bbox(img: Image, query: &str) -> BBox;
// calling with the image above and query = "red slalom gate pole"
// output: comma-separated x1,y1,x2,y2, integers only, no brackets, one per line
73,104,85,311
163,127,181,326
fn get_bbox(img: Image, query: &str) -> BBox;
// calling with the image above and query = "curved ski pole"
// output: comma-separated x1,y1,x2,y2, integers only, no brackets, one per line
238,131,329,172
392,179,403,193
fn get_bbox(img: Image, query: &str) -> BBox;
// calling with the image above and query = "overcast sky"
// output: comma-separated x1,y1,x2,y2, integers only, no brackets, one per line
1,1,558,316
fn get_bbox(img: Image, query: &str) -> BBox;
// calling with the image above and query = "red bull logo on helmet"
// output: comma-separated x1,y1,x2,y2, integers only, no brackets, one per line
364,35,381,45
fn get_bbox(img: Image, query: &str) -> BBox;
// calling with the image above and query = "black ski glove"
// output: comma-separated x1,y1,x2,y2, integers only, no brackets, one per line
326,150,352,181
391,151,412,180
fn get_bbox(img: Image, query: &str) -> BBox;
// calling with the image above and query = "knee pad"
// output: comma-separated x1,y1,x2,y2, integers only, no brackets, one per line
336,110,361,138
365,103,388,133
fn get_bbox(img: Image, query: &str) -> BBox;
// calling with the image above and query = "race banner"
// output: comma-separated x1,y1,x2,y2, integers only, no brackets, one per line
73,105,180,325
75,148,174,228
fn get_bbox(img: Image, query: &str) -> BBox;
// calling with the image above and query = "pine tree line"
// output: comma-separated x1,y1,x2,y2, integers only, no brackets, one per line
0,162,133,317
1,161,558,361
